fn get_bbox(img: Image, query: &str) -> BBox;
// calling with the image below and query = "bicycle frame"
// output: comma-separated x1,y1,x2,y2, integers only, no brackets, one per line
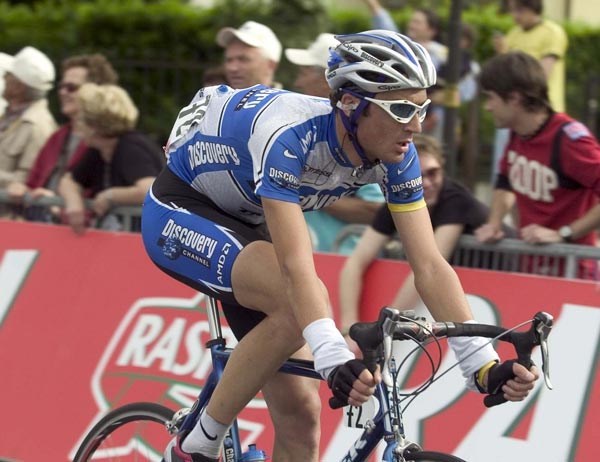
174,297,414,462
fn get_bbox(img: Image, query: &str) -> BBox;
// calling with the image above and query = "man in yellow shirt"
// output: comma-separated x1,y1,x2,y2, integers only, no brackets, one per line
494,0,568,112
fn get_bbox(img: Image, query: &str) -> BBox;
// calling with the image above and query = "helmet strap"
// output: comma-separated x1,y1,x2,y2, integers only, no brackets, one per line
337,95,375,172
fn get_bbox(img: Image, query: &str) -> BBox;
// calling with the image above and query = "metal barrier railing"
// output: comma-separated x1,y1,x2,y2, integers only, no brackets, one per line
0,190,142,232
332,224,600,280
3,190,600,280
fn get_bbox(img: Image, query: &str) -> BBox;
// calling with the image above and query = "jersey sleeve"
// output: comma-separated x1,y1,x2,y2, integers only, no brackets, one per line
381,143,426,212
560,124,600,196
253,136,305,203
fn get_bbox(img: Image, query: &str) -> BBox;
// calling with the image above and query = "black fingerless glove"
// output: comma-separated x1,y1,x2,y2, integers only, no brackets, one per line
327,359,368,409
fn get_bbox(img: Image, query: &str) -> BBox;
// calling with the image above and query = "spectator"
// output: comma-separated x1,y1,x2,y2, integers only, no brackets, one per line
216,20,282,89
361,0,398,32
361,3,447,71
58,83,164,234
6,53,119,222
490,0,568,180
285,33,338,98
437,23,480,106
339,134,498,337
285,32,385,253
0,53,12,117
0,47,56,191
475,52,600,279
494,0,567,112
407,8,448,71
201,64,227,87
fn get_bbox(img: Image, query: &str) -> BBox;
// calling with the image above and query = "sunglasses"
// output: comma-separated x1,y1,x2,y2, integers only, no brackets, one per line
363,97,431,124
58,82,81,93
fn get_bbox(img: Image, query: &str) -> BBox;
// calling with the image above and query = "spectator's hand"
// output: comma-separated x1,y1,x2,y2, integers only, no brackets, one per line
92,190,113,217
520,224,562,244
6,182,28,202
30,187,55,198
65,206,86,235
474,223,505,243
484,361,539,402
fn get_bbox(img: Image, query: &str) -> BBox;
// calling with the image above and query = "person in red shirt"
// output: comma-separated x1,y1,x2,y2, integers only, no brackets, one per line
475,51,600,279
6,53,118,222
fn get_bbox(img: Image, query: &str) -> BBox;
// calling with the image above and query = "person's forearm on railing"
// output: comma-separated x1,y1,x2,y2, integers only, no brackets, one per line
58,172,86,234
475,188,515,243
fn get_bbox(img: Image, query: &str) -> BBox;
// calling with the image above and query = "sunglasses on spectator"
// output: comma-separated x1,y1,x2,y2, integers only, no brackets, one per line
58,82,81,93
362,97,431,124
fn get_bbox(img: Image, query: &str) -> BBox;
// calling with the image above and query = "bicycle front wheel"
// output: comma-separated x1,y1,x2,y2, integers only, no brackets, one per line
404,451,467,462
74,402,175,462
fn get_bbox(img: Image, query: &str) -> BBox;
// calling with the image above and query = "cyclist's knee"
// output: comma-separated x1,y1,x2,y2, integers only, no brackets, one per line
267,380,321,432
273,396,321,445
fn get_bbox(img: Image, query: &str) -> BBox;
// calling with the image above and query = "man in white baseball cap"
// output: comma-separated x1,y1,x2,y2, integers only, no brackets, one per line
0,53,12,117
216,20,282,89
285,33,386,254
0,46,56,192
284,33,339,98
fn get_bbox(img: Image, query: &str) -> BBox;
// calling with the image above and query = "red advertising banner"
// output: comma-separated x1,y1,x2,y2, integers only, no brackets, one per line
0,221,598,461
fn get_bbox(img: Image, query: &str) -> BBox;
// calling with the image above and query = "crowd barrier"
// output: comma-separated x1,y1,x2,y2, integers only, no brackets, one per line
0,190,142,232
0,221,598,462
333,224,600,280
2,190,600,280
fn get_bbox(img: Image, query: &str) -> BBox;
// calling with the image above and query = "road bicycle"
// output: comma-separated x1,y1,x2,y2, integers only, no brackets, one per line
73,297,553,462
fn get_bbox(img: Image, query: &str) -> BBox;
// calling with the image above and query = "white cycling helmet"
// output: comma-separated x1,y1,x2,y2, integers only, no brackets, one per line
327,30,437,94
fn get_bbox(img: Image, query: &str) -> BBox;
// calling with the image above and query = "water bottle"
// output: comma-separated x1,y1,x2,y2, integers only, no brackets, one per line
240,443,268,461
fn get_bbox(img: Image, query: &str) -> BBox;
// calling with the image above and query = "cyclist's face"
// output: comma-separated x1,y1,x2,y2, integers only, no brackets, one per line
293,66,329,98
224,40,276,89
355,88,426,164
419,152,444,207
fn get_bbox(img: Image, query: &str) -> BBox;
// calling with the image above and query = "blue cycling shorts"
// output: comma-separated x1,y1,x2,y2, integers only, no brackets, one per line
142,169,271,338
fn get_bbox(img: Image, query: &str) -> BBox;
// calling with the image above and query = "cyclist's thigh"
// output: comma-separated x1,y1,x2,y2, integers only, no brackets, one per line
142,183,269,308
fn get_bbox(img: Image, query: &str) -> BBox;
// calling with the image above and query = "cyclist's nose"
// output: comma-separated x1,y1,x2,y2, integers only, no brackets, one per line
405,114,422,133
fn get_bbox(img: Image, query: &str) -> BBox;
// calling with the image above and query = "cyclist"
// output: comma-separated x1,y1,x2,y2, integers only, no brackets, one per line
141,30,539,462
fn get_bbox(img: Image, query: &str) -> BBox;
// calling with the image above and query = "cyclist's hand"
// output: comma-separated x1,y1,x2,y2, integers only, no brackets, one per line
344,334,362,359
484,360,539,405
327,359,380,409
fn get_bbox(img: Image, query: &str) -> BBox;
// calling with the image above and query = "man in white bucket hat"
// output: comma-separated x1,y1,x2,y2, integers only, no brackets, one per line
0,46,56,190
216,20,282,89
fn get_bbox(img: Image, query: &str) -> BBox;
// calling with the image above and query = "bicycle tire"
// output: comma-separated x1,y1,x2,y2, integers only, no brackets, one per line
73,402,175,462
404,451,466,462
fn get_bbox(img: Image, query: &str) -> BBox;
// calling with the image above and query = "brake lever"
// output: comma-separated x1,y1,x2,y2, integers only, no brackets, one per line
534,312,554,390
381,311,399,387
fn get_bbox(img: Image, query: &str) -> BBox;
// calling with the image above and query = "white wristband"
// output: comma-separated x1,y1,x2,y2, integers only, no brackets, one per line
303,318,354,380
448,320,500,391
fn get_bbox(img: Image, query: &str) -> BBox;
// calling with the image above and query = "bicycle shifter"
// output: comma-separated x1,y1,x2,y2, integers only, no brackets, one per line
535,311,554,390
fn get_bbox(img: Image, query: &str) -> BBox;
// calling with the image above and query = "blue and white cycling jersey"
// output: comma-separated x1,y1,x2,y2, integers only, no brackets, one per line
165,84,425,225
